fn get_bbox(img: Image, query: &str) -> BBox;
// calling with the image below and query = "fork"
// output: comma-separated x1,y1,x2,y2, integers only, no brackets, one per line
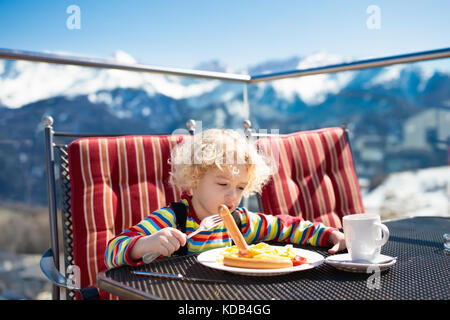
142,214,222,264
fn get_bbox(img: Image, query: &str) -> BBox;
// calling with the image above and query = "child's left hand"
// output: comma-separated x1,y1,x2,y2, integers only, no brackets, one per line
327,230,346,254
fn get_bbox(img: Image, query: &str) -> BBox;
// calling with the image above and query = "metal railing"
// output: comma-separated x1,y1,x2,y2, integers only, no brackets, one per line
249,47,450,83
1,47,449,83
0,48,250,82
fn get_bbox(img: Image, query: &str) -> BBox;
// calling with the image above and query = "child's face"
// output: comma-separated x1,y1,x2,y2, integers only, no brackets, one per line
191,165,249,220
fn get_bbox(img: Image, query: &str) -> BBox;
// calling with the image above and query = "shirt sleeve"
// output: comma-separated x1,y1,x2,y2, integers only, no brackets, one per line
237,207,337,247
104,207,177,268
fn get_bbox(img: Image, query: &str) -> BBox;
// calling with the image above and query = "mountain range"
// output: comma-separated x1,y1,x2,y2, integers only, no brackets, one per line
0,50,449,205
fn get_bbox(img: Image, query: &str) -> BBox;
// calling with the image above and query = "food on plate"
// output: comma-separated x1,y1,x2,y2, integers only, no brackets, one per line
219,242,308,269
217,204,308,269
218,204,250,256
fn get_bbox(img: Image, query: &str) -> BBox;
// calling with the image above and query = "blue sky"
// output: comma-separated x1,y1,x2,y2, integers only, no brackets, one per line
0,0,449,70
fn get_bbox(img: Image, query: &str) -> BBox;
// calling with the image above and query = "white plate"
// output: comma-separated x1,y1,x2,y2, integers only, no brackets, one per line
325,253,397,273
197,246,324,276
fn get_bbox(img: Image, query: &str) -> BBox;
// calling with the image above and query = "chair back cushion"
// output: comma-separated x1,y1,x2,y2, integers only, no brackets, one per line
68,134,185,299
257,127,364,228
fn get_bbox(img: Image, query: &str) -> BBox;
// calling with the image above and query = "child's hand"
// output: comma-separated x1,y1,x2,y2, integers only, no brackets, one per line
146,228,187,256
327,230,346,254
131,228,187,260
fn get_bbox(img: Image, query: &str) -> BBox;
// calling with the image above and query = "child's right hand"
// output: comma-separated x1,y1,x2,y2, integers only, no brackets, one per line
131,228,187,260
147,228,187,256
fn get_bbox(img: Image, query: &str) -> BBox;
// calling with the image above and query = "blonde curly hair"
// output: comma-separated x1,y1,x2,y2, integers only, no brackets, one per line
169,129,274,197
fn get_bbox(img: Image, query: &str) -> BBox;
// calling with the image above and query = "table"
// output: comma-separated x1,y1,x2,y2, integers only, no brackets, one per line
97,216,450,300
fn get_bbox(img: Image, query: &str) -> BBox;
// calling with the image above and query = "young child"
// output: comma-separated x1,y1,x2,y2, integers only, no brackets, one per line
105,129,346,268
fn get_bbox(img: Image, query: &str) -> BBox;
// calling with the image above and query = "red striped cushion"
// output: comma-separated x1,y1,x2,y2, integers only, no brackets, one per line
68,134,186,299
257,127,364,228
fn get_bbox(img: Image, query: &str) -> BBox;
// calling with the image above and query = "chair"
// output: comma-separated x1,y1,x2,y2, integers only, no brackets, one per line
40,116,192,300
247,124,364,228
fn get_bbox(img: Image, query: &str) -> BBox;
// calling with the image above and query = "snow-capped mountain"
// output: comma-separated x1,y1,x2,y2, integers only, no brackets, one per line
0,50,221,109
2,50,447,112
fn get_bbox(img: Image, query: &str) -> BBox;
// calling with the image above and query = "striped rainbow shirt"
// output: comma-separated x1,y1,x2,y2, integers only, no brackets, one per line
105,196,337,268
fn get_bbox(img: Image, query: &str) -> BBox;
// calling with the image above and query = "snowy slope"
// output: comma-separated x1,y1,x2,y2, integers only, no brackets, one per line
363,166,450,220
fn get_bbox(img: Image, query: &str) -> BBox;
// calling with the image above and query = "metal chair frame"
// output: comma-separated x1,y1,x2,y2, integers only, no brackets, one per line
41,117,196,300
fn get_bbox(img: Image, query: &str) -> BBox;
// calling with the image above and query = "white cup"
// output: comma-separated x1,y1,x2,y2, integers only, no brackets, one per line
343,213,390,263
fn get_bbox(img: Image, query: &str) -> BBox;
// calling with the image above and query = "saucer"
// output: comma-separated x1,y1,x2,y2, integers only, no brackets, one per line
325,253,397,273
